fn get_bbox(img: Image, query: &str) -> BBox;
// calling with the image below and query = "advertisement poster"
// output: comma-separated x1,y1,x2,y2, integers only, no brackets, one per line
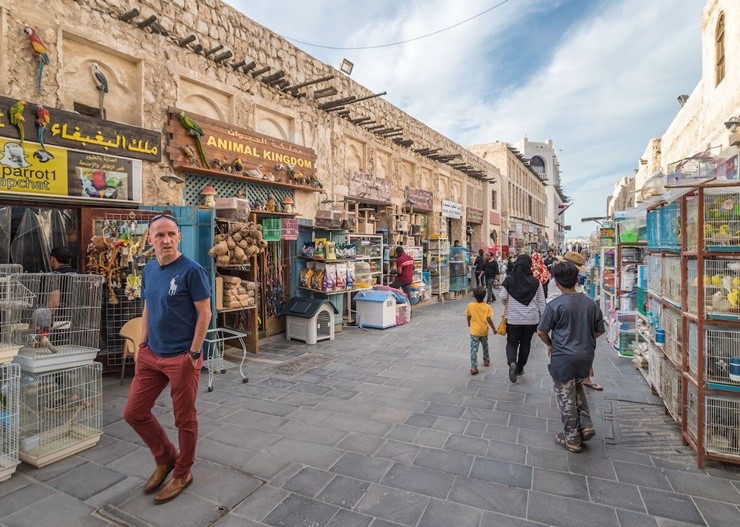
0,137,141,203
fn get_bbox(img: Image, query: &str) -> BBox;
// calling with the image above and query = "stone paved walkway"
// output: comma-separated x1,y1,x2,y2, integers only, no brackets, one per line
1,295,740,526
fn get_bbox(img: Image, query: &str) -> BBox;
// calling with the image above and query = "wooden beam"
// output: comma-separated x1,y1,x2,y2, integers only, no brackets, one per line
242,61,257,73
319,96,357,110
262,70,285,83
313,87,338,99
251,66,271,77
282,74,335,92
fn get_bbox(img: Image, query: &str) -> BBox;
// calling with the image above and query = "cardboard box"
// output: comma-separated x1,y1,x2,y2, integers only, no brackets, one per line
215,197,250,220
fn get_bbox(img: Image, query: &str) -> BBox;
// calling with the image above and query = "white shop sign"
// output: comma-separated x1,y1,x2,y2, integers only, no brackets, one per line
441,200,462,219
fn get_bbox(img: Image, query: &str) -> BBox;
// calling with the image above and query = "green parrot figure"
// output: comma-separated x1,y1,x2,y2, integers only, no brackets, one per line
9,100,27,146
178,111,209,168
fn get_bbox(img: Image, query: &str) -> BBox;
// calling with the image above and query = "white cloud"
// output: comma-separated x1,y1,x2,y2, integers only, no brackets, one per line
228,0,705,237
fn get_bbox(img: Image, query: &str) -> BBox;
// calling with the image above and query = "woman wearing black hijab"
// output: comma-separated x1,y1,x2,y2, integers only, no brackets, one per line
500,254,546,383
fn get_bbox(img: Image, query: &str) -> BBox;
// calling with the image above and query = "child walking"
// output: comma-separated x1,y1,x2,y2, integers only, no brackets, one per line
537,262,605,453
466,287,496,375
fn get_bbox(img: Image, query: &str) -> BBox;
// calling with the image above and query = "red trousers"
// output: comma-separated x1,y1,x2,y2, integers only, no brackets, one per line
123,345,202,479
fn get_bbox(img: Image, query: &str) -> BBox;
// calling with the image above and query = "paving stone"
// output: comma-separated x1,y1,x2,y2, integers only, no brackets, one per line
480,511,550,526
231,485,290,520
639,487,705,525
524,446,569,471
404,412,438,428
83,476,145,508
526,490,619,527
370,394,428,412
613,461,673,491
663,470,740,502
243,397,299,417
385,424,421,442
327,508,373,527
443,434,489,456
196,436,258,468
18,454,88,482
287,407,334,424
375,440,422,465
463,407,511,425
587,477,646,512
430,416,468,434
212,514,266,527
206,423,282,450
530,467,588,500
323,413,393,437
413,447,474,477
219,408,289,432
317,475,370,508
496,400,540,417
483,423,520,443
0,483,56,518
283,467,335,497
278,392,326,407
355,484,429,526
330,452,394,483
448,476,527,517
486,439,528,464
371,407,414,424
615,509,660,527
370,517,406,527
262,492,339,527
517,428,561,450
567,453,617,480
264,437,342,469
337,432,385,455
465,397,498,410
508,413,550,432
78,436,140,466
692,496,740,527
2,492,107,527
470,457,532,489
417,498,482,527
242,451,292,479
464,420,487,437
46,462,127,500
413,429,450,448
380,463,456,499
276,420,347,446
258,378,297,390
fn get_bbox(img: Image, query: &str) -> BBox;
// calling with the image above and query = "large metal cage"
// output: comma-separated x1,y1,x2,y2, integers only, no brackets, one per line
19,362,102,467
0,363,20,481
10,274,104,373
0,276,35,364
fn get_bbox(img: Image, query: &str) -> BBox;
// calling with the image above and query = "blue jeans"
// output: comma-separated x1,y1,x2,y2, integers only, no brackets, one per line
470,335,490,368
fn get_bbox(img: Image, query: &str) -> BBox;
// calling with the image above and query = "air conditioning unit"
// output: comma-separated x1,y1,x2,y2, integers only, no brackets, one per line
284,297,338,345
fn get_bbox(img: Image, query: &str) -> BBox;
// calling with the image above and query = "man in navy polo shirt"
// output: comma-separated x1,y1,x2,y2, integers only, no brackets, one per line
123,212,211,504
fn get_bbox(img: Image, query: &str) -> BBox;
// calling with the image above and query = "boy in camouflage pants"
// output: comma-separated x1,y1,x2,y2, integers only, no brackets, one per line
537,262,605,453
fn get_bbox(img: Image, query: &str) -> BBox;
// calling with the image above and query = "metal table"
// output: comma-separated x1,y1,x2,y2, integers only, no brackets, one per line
202,327,249,392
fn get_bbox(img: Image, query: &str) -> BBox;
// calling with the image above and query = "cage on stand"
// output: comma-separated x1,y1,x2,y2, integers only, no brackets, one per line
11,274,104,373
0,363,20,481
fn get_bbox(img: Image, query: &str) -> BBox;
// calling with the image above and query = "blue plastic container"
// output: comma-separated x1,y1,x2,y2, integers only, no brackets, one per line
730,357,740,382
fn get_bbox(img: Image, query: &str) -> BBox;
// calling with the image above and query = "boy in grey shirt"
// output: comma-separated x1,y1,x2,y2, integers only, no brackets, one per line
537,262,605,453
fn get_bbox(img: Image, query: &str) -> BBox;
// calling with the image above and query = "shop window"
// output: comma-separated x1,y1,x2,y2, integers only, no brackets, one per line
716,13,725,86
1,205,79,272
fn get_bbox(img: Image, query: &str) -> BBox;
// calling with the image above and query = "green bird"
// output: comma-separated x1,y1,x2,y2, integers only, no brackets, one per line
178,111,209,168
9,100,27,146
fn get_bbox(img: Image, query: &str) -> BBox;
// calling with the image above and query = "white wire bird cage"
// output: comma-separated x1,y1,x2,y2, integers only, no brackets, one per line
0,264,23,277
11,274,104,373
0,275,35,364
19,362,102,467
0,363,20,481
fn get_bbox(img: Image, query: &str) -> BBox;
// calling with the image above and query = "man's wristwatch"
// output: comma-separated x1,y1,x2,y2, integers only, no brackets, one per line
189,351,201,360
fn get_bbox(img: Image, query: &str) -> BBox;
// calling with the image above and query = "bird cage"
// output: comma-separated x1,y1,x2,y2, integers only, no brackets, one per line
0,363,20,481
19,362,102,467
0,264,23,277
661,307,682,365
704,392,740,460
0,276,35,364
661,257,681,306
11,274,104,373
696,259,740,319
646,254,662,296
660,360,682,423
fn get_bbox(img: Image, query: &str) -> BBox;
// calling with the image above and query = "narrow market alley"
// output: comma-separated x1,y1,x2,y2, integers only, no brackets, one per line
1,296,739,527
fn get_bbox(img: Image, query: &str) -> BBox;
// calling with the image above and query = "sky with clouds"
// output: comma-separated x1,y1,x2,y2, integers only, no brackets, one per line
227,0,705,238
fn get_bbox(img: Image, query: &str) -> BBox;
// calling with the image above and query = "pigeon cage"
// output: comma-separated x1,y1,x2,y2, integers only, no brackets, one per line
0,274,35,364
0,363,20,481
18,362,102,467
11,274,104,373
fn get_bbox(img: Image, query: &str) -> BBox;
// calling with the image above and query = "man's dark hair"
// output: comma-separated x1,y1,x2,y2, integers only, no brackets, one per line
552,261,578,288
395,246,404,255
473,287,486,302
50,246,72,264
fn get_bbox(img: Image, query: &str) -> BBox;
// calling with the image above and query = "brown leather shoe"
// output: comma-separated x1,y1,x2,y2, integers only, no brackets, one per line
143,457,176,494
154,473,193,504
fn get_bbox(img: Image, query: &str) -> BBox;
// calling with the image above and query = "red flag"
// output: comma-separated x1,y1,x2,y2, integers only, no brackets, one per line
557,203,572,215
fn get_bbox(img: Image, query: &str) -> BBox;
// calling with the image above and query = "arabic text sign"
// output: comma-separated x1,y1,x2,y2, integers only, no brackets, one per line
466,207,483,224
667,153,739,186
441,200,462,219
348,170,392,203
167,108,317,180
0,137,141,203
405,186,433,211
0,96,161,162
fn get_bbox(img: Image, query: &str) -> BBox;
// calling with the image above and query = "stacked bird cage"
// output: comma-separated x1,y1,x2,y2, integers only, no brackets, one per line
661,257,682,306
704,392,740,460
18,362,102,467
0,363,20,481
11,274,104,373
660,360,682,423
0,274,35,364
661,307,682,365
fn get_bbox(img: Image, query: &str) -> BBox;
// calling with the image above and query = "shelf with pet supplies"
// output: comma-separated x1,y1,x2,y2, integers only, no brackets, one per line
174,165,323,192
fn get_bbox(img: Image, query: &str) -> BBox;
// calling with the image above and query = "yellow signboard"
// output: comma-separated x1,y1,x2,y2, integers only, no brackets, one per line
0,137,141,202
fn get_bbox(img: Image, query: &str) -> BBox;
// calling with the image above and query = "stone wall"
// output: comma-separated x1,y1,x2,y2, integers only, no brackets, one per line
2,0,494,224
